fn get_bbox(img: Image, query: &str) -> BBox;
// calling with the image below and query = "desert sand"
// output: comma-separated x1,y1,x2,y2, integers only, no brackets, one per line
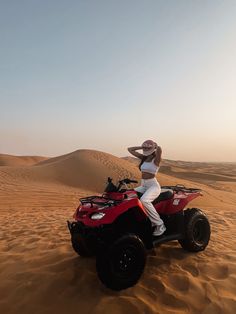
0,154,48,167
0,149,236,314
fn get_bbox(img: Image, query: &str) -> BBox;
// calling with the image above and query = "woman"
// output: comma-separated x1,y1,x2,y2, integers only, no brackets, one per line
127,140,166,236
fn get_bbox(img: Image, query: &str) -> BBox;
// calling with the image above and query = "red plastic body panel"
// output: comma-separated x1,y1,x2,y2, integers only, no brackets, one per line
74,190,201,226
75,197,147,227
155,192,201,214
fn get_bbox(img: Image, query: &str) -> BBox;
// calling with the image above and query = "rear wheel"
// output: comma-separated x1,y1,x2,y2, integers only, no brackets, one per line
179,208,210,252
96,234,146,290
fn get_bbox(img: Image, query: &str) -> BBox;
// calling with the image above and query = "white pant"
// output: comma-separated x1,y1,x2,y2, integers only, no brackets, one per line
135,178,166,235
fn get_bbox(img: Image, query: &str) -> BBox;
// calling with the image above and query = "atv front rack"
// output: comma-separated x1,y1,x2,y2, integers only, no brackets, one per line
161,184,202,193
79,195,121,207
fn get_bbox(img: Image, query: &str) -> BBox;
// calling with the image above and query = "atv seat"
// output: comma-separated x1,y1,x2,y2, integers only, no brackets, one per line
152,189,174,204
136,189,174,204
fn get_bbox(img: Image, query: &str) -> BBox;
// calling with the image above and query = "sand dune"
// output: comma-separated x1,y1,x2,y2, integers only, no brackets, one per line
32,149,141,192
0,149,236,314
0,153,48,167
124,156,236,192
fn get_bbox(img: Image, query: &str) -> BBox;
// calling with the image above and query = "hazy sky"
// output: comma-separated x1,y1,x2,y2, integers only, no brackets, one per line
1,0,236,162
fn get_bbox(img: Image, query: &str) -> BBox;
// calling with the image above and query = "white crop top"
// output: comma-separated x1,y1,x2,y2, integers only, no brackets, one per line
140,158,159,175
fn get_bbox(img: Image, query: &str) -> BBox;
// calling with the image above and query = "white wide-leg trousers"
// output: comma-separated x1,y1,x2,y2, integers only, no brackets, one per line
135,178,166,235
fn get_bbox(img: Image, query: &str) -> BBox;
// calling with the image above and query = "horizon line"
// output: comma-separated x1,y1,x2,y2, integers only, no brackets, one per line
1,149,235,164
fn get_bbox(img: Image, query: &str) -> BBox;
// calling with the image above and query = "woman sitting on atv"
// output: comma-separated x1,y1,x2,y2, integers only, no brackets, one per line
128,140,166,236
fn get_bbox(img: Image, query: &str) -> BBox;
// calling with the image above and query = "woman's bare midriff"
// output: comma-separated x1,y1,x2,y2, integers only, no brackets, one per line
141,172,155,179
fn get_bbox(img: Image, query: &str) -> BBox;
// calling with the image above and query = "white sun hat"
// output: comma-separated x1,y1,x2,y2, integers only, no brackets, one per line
142,140,157,156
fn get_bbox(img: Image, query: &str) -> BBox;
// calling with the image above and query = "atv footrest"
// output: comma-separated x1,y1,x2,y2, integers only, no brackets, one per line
153,233,184,246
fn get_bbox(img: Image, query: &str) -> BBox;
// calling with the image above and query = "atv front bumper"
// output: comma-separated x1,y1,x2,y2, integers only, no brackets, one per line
67,220,112,236
67,220,115,254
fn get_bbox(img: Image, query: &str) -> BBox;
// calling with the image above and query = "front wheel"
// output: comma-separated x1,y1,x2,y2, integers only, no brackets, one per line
179,208,210,252
96,234,147,290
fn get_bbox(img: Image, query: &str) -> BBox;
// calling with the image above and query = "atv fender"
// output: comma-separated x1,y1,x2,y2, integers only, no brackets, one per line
112,207,153,250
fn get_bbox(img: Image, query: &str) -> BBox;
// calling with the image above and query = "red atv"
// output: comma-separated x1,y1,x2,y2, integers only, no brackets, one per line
67,177,210,291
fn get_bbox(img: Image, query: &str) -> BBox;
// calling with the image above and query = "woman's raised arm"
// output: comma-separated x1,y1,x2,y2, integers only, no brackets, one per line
127,146,143,159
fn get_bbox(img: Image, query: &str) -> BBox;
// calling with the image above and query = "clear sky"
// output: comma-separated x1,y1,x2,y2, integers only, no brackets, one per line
0,0,236,162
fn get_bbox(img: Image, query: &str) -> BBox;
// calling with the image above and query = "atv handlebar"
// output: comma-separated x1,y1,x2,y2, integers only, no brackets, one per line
117,178,138,191
120,178,138,184
105,177,138,193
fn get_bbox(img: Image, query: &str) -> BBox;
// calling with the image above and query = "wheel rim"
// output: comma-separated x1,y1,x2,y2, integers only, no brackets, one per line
111,245,140,278
193,218,208,245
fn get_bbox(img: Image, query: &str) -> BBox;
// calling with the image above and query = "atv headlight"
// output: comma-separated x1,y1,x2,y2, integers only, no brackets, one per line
91,212,106,220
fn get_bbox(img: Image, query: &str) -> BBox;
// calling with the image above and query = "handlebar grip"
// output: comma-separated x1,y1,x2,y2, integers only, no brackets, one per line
120,178,138,184
119,178,138,184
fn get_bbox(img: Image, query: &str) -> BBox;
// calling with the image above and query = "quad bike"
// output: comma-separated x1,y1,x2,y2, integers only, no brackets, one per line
67,177,210,291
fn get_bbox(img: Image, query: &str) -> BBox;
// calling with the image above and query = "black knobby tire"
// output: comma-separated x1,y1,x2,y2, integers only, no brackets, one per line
71,232,93,257
96,234,147,291
179,208,210,252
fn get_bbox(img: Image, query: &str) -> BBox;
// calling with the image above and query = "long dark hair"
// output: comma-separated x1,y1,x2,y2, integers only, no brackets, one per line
138,152,156,170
